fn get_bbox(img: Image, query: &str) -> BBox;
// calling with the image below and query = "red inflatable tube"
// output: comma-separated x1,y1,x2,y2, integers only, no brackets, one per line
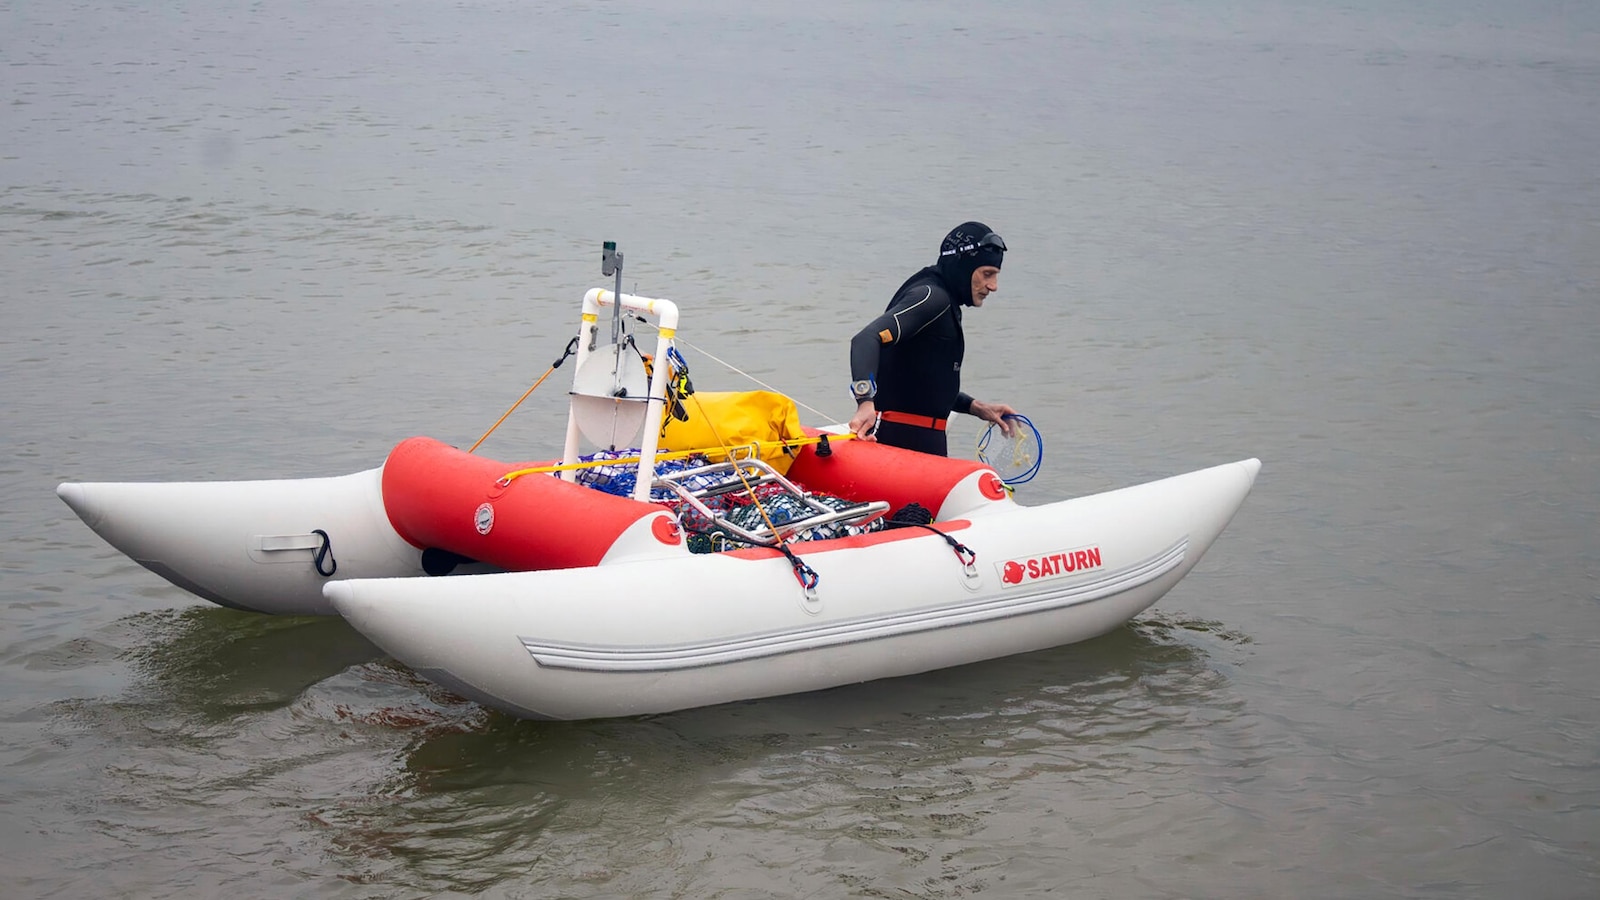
785,429,992,518
382,436,663,571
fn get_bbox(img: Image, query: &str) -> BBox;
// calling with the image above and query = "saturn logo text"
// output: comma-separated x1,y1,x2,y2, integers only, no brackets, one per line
998,546,1103,587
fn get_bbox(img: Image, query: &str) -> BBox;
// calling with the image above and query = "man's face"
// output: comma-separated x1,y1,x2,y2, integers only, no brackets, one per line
971,266,1001,306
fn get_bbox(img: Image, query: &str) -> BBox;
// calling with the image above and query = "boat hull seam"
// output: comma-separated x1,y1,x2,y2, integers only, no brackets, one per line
519,537,1188,672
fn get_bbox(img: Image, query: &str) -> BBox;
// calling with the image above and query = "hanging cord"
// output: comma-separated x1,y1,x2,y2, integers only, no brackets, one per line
627,332,693,423
661,345,693,423
883,518,978,568
670,385,819,591
628,316,841,424
677,520,818,590
685,530,817,591
622,330,649,379
778,543,821,591
681,391,789,545
469,337,579,453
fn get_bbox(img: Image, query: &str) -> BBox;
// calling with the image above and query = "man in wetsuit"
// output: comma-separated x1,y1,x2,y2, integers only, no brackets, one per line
847,221,1019,456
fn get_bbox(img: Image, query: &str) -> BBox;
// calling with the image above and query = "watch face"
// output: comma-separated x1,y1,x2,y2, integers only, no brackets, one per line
852,380,873,398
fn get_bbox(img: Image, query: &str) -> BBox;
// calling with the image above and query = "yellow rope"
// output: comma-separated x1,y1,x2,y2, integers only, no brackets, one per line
681,391,787,541
468,364,561,454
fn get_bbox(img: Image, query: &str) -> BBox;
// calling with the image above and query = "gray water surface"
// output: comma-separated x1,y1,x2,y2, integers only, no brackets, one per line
4,1,1597,896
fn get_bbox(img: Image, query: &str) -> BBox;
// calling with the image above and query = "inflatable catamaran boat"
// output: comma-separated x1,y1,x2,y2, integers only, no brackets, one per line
57,248,1260,719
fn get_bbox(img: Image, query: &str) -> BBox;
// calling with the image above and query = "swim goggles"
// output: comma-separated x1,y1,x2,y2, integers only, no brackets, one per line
939,232,1008,258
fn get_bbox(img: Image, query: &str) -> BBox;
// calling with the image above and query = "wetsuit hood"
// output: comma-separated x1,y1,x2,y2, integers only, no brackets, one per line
935,221,1004,307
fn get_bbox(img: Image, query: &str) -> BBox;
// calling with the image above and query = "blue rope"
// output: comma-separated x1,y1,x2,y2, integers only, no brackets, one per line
976,414,1043,485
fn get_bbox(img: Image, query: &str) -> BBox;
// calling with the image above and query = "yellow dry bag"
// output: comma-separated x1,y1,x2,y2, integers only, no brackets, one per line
659,390,806,475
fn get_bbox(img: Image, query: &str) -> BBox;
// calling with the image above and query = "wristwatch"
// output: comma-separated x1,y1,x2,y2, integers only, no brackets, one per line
851,379,876,403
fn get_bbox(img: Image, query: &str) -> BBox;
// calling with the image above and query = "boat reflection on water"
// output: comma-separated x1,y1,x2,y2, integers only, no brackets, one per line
120,606,387,720
371,609,1256,785
288,612,1253,891
55,604,1250,894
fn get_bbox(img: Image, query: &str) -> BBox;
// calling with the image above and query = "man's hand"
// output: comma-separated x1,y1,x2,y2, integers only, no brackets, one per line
968,399,1020,437
848,401,878,441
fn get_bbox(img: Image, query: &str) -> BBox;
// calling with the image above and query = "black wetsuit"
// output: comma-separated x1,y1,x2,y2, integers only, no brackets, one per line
849,267,974,456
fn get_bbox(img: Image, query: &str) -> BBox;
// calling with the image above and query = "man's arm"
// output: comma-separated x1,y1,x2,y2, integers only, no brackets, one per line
849,284,949,383
848,284,951,440
963,397,1019,436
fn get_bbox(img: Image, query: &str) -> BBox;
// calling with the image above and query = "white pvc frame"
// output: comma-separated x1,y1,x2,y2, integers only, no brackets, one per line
561,288,681,502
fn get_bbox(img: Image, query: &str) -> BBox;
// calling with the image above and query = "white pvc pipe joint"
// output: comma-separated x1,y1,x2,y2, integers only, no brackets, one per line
564,290,682,502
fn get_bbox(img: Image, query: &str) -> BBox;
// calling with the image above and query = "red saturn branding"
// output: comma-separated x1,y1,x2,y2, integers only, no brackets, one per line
998,545,1103,587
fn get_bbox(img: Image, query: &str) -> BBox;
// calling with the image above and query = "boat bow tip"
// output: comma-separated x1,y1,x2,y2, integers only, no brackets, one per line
56,482,98,527
322,580,357,614
1239,457,1262,486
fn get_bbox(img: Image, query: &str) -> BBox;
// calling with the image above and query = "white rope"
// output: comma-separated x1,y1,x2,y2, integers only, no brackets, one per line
632,319,841,424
